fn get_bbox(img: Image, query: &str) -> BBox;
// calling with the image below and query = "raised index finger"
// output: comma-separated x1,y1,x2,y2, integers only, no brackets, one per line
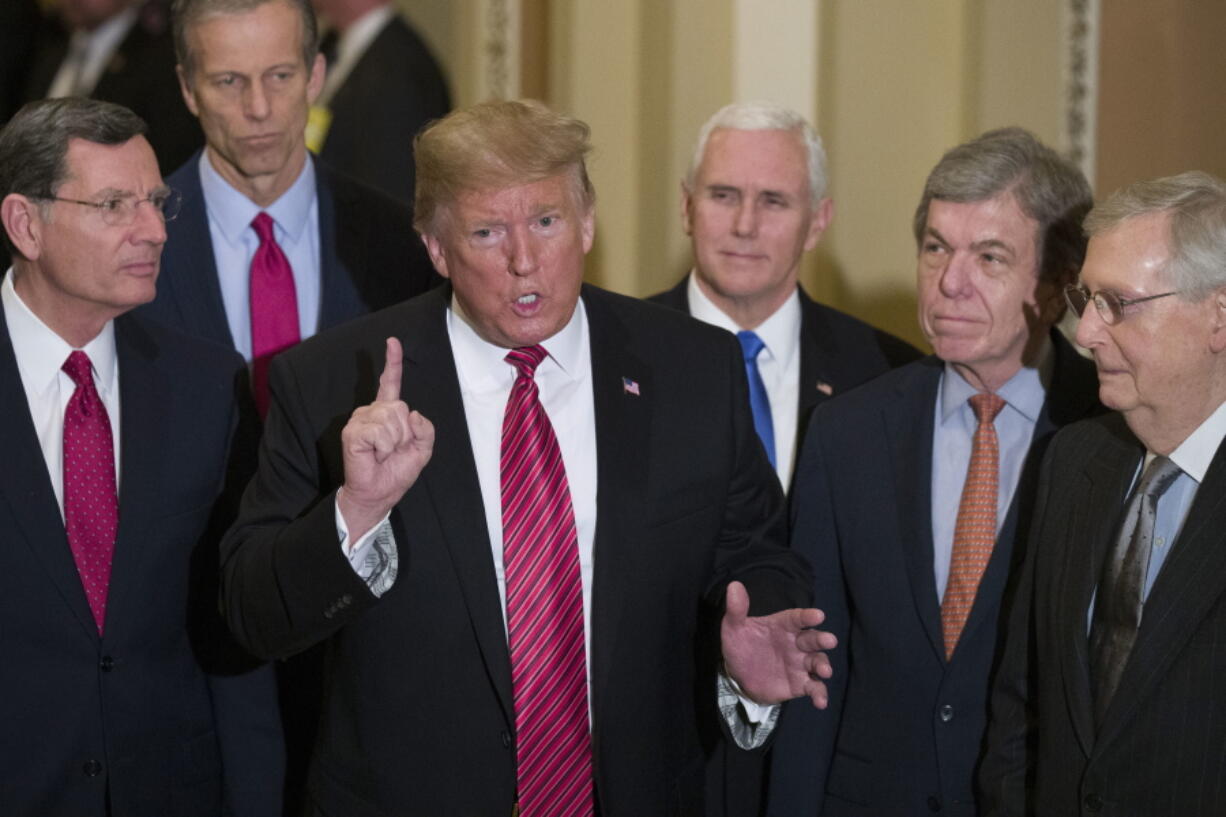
375,337,403,403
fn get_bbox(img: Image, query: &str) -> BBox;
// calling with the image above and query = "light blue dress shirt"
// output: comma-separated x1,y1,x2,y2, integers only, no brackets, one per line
197,152,322,362
930,343,1052,600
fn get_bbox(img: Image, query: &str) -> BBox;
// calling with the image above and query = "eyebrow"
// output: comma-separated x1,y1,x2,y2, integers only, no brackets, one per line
924,227,1015,255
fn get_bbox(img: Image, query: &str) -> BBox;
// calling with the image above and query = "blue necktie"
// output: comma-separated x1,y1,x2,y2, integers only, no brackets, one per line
737,330,776,468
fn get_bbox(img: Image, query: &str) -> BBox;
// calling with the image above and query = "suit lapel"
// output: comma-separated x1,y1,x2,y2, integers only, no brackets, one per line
101,317,170,642
401,289,514,720
1058,425,1138,755
796,290,839,435
0,308,97,639
1099,435,1226,744
885,360,946,661
166,159,235,348
316,166,369,331
582,290,652,723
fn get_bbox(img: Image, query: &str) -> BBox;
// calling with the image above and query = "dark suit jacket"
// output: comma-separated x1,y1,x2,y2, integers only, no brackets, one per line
981,412,1226,817
219,284,812,816
767,332,1101,817
0,304,283,816
23,0,202,173
318,13,451,205
136,152,438,350
648,277,921,464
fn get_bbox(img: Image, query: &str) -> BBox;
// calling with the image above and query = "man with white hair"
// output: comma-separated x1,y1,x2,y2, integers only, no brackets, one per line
982,171,1226,816
650,101,918,492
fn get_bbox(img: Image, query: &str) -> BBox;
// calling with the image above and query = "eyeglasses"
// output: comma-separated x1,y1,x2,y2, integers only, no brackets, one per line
40,188,182,226
1064,283,1179,326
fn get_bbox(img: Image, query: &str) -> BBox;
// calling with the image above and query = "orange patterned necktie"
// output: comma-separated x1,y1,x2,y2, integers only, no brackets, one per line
941,392,1006,659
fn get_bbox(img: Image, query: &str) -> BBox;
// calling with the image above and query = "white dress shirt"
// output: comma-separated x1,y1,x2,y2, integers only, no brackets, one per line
316,4,395,108
2,272,121,514
46,6,139,99
196,151,323,362
686,273,802,490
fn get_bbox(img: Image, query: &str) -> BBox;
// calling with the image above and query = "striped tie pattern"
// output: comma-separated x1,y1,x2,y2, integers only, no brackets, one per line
62,351,118,634
501,345,593,817
941,391,1006,659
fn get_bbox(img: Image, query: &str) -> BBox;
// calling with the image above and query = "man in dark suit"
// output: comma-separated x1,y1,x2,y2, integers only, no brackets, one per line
0,98,281,816
220,99,839,816
767,128,1100,817
651,102,919,493
310,0,451,204
981,172,1226,817
22,0,202,172
138,0,436,412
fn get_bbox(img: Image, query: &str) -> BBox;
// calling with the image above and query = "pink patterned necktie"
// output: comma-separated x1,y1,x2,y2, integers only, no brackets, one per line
501,345,594,817
941,391,1006,659
249,212,300,417
62,350,118,634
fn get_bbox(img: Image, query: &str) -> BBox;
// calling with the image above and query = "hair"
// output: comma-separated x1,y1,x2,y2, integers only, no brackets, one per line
413,99,595,234
913,126,1093,286
0,98,148,255
685,101,828,204
1085,171,1226,299
172,0,318,80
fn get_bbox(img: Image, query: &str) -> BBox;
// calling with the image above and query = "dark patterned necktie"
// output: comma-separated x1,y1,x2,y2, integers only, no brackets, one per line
62,351,118,634
501,345,593,817
1089,454,1181,724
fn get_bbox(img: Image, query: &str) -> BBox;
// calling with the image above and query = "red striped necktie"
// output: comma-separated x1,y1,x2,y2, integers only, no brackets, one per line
501,345,594,817
62,350,118,634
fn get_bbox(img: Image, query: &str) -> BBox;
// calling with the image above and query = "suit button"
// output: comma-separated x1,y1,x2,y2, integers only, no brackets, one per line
1084,793,1103,812
341,593,352,605
99,655,115,672
927,795,941,811
323,608,334,619
501,730,512,748
83,759,103,777
938,704,954,722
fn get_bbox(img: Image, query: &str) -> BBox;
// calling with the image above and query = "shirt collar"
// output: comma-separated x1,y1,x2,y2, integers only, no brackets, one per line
685,271,801,367
447,292,589,392
1166,398,1226,483
939,334,1053,425
198,150,316,245
2,269,118,399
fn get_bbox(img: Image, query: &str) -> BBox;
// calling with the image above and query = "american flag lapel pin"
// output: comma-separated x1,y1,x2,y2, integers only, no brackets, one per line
816,380,834,396
622,376,641,396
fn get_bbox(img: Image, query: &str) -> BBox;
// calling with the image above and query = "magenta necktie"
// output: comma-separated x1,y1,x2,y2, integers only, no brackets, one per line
62,351,118,634
249,212,300,417
501,346,594,817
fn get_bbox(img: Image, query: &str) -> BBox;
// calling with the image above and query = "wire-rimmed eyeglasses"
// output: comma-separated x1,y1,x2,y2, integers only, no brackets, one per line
1064,283,1179,325
39,188,182,226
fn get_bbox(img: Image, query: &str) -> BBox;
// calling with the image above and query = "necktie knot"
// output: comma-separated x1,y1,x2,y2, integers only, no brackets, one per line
62,350,94,388
251,211,277,245
506,345,548,380
969,392,1006,425
1137,455,1181,500
737,330,766,362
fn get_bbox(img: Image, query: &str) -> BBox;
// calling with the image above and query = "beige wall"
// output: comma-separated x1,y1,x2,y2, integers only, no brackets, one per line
396,0,1072,347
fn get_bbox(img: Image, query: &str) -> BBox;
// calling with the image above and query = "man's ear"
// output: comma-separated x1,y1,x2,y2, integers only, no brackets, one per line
1209,287,1226,354
421,232,449,279
680,179,694,236
176,64,201,117
803,197,834,252
1,193,43,261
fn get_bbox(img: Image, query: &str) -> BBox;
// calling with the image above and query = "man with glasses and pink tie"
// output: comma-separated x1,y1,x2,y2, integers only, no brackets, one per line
0,97,281,817
982,171,1226,817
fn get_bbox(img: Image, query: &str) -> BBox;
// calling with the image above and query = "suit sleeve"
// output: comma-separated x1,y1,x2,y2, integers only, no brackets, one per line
764,403,848,816
220,351,378,661
979,438,1058,817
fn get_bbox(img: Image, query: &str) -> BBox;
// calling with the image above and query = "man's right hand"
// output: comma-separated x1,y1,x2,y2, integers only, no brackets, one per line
338,337,435,540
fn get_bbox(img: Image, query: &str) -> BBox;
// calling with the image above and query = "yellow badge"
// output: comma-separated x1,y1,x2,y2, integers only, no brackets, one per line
305,105,333,154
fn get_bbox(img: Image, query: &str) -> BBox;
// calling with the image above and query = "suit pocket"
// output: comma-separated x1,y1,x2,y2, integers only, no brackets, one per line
825,748,872,807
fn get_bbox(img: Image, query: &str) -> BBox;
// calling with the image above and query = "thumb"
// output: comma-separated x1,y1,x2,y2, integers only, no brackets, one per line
724,580,750,623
